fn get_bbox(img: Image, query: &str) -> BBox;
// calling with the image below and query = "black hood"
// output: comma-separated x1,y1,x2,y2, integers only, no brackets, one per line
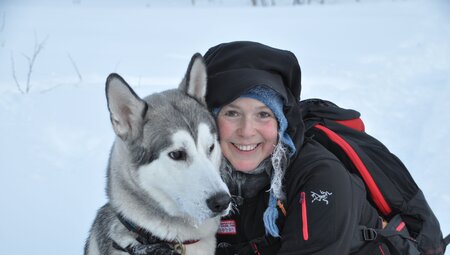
204,41,301,110
204,41,304,152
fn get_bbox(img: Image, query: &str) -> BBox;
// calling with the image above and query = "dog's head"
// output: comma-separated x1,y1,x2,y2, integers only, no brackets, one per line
105,54,230,226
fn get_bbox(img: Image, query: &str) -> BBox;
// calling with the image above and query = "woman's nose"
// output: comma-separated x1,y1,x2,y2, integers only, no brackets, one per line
237,118,256,137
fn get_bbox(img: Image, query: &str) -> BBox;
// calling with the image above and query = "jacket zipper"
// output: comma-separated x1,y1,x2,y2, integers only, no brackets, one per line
300,191,309,241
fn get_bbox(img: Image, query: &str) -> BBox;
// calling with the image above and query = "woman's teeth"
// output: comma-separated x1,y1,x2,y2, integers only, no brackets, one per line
234,143,258,151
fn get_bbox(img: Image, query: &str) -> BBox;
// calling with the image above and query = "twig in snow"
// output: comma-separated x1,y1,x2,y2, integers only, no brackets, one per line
11,52,25,94
67,53,83,83
10,33,49,94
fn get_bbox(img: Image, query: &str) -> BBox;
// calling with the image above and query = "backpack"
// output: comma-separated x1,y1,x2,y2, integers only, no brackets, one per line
300,98,450,255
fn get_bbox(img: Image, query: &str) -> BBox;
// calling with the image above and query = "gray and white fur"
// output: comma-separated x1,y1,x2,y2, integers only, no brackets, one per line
84,53,231,255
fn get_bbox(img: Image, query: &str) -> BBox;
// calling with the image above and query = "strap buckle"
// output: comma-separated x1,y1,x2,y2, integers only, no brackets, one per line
362,227,378,241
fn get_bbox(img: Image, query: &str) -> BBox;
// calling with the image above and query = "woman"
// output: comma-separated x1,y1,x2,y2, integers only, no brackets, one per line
203,41,382,255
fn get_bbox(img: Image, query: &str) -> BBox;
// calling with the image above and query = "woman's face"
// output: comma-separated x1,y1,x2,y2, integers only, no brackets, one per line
217,97,278,173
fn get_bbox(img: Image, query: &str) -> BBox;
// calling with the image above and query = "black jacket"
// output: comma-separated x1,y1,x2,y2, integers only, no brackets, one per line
215,137,382,255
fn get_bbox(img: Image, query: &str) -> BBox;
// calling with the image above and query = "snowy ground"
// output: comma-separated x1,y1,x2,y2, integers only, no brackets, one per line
0,0,449,254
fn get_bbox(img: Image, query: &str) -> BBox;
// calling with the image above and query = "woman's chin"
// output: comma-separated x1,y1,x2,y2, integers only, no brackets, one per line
232,161,260,173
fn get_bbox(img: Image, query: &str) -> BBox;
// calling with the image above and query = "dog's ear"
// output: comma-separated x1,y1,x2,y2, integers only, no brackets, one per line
179,53,207,106
105,73,148,142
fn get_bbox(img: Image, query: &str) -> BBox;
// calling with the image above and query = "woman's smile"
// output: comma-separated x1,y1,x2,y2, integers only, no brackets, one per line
232,143,260,152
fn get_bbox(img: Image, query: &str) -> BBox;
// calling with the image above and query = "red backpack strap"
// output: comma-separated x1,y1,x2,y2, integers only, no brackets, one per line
314,124,392,216
334,118,365,132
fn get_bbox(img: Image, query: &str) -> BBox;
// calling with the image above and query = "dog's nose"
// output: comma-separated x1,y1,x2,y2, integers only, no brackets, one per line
206,192,231,213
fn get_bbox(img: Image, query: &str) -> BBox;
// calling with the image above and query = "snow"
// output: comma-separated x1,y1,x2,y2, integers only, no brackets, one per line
0,0,449,254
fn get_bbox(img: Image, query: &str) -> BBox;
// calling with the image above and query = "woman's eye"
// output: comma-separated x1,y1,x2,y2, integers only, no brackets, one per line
224,110,239,117
168,150,187,161
258,111,272,118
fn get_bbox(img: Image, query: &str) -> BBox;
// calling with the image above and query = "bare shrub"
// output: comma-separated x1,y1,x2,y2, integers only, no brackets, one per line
10,33,49,94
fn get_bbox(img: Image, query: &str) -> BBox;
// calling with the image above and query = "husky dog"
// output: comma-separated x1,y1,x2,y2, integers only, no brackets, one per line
84,54,231,255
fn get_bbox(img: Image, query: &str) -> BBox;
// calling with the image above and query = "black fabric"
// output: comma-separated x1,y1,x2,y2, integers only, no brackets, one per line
300,98,360,128
352,215,421,255
352,240,391,255
204,41,301,109
225,169,271,201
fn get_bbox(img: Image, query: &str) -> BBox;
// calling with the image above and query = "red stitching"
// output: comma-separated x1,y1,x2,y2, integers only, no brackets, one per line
396,221,406,232
251,243,261,255
378,244,386,255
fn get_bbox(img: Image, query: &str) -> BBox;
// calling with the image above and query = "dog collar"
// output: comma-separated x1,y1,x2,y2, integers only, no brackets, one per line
114,214,199,255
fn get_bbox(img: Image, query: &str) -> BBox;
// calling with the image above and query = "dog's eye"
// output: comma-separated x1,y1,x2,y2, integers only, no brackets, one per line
168,150,187,161
209,144,215,154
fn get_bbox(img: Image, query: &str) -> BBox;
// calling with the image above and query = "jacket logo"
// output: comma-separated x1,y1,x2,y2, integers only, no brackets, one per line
311,190,332,205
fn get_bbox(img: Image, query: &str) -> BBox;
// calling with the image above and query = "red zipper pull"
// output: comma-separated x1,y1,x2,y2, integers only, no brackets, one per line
300,192,309,241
